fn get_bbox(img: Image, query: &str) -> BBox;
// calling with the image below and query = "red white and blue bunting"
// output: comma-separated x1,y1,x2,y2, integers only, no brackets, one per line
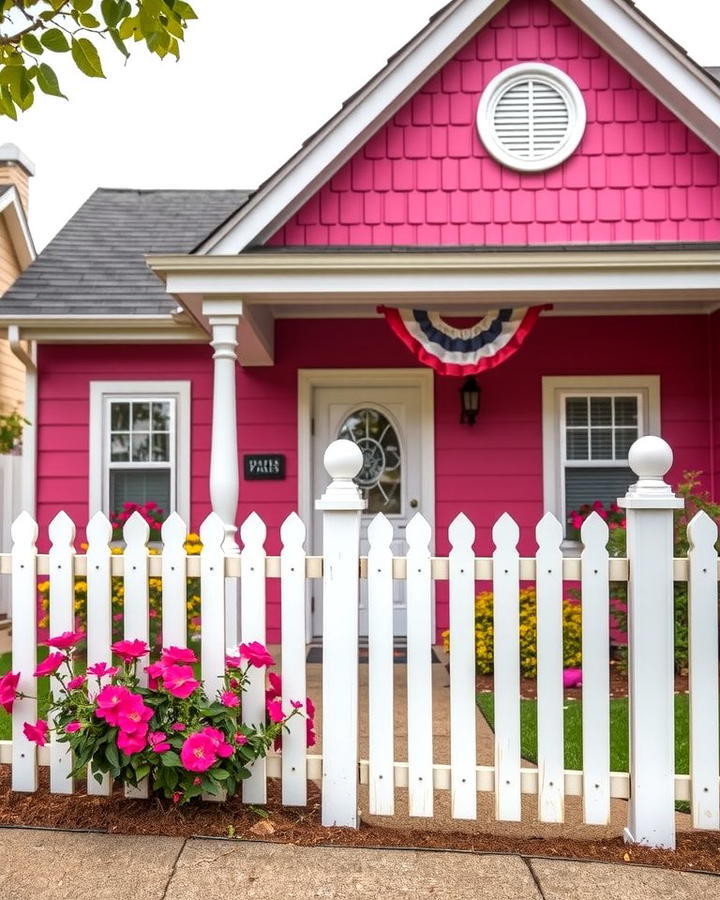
378,305,550,377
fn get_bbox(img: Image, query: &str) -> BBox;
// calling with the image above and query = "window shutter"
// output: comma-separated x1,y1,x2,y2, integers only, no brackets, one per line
564,467,634,520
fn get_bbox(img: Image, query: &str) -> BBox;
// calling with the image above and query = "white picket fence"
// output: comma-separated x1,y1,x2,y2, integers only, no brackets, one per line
0,453,22,618
0,436,718,850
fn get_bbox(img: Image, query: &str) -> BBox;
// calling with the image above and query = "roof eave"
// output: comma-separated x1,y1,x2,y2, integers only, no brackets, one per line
0,187,35,270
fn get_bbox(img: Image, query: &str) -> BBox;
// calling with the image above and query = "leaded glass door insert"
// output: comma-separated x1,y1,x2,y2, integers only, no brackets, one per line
337,407,402,514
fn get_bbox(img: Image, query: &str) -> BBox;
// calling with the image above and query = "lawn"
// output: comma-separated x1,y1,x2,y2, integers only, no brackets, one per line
477,691,691,774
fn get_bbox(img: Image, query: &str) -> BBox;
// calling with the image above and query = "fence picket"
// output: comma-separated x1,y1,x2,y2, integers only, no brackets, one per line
280,512,307,806
161,512,188,649
448,513,477,820
240,512,268,804
123,511,150,799
367,513,395,816
687,511,720,830
48,512,76,794
580,512,610,825
406,513,433,818
492,513,521,821
11,512,38,792
85,512,113,796
535,513,564,823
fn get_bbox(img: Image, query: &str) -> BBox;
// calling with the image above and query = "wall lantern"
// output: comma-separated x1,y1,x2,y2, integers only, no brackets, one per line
460,376,481,425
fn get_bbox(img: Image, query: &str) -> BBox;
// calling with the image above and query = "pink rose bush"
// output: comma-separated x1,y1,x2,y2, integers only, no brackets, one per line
12,632,312,805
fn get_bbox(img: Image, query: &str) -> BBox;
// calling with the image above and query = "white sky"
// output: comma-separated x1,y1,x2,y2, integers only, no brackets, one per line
3,0,719,250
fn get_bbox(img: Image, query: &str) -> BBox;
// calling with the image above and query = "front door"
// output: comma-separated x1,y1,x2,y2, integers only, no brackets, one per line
312,382,427,637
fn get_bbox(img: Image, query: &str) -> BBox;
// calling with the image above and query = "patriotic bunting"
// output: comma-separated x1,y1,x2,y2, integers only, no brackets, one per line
378,305,550,376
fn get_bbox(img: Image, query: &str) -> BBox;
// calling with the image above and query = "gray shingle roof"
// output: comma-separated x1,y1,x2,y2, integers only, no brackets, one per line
0,188,250,317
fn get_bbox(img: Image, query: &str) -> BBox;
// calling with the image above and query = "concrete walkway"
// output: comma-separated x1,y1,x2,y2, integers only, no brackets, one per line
0,828,716,899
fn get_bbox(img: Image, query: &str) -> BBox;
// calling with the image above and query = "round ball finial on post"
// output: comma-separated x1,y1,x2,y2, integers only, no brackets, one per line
316,440,366,511
624,435,678,501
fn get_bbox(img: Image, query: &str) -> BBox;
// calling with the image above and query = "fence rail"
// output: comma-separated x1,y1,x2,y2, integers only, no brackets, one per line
0,436,717,849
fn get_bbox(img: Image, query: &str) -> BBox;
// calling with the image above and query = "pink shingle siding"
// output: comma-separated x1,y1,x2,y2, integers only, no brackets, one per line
267,0,720,247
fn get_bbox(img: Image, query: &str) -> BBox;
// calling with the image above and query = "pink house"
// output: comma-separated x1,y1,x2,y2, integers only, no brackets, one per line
3,0,720,643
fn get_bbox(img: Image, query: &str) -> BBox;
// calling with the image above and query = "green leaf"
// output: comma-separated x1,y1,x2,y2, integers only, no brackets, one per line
101,0,121,26
160,750,181,767
134,764,150,780
37,63,66,98
0,87,17,120
105,741,120,769
71,38,104,78
212,768,230,781
72,0,93,12
79,13,101,28
108,28,130,58
21,34,44,55
41,29,70,53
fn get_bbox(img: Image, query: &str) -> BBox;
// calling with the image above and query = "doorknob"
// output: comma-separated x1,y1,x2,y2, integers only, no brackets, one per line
410,499,419,509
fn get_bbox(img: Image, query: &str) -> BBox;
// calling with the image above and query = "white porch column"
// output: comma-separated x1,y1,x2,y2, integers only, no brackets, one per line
208,314,241,645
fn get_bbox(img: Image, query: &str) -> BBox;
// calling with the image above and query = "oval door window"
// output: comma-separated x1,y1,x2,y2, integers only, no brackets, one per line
337,407,402,514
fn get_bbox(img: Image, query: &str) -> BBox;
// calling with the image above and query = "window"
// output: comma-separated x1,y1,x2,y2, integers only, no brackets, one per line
89,381,190,523
476,63,586,172
542,377,660,540
337,407,402,514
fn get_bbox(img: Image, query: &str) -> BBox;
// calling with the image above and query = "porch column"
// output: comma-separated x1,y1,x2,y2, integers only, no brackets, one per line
209,314,241,644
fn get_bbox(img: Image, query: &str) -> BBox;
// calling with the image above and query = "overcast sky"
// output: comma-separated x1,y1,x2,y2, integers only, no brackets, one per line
3,0,719,250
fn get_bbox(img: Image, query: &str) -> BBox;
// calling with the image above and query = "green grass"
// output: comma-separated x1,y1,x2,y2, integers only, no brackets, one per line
477,691,691,774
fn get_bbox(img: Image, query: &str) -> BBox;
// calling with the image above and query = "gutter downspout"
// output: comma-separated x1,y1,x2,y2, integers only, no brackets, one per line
8,325,36,517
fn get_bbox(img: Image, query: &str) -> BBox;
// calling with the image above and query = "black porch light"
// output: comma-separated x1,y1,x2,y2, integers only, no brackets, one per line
459,375,481,425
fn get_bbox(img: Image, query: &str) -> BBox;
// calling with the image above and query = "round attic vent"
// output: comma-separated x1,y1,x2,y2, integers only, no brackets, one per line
476,63,586,172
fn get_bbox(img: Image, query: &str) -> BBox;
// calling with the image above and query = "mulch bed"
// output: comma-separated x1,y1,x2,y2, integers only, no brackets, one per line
476,664,689,700
0,767,718,875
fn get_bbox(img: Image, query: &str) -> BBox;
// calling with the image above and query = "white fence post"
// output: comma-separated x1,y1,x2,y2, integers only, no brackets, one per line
316,439,364,828
618,436,683,850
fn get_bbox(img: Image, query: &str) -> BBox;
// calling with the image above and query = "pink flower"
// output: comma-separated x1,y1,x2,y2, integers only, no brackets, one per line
172,791,182,804
117,729,147,755
267,699,284,724
67,675,86,691
266,671,282,702
306,721,316,748
87,662,119,678
45,630,84,650
23,719,49,746
111,639,149,662
563,668,583,689
0,671,20,713
306,696,315,719
571,514,583,530
225,654,243,669
171,722,186,732
163,665,200,699
290,699,303,709
95,684,132,726
117,694,153,735
234,732,247,746
161,646,197,666
180,732,217,772
239,641,275,668
148,731,171,753
220,691,239,708
65,721,82,734
145,661,167,681
202,726,234,758
34,652,67,677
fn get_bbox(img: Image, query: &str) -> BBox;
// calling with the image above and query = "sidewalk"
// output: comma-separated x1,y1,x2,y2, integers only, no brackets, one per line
0,828,716,899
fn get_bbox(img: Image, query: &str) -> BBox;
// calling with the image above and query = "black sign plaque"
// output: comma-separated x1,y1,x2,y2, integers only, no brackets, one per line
244,454,286,481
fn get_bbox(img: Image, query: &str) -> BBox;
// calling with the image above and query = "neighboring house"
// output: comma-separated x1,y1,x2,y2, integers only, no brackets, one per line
0,144,35,414
2,0,720,643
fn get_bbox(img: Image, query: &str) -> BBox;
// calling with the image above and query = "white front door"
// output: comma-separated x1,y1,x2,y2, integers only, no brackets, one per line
311,382,428,637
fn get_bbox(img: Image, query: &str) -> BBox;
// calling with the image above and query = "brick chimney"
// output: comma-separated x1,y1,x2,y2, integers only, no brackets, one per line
0,144,34,214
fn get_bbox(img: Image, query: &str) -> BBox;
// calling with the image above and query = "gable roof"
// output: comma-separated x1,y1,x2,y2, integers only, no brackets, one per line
0,188,250,318
197,0,720,255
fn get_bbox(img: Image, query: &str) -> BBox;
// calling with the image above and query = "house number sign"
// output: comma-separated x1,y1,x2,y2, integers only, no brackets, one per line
243,454,286,480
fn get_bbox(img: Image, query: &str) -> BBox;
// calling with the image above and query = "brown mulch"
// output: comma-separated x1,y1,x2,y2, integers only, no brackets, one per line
0,768,718,876
476,665,689,700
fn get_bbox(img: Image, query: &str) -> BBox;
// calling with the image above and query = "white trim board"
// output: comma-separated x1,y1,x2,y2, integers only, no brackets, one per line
0,186,35,269
88,380,191,524
541,374,661,532
197,0,720,255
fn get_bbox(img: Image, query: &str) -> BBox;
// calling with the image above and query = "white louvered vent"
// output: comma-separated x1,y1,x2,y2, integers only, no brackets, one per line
477,64,586,172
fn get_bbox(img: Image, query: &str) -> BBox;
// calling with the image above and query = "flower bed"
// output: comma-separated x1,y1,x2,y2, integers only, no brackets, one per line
2,632,314,805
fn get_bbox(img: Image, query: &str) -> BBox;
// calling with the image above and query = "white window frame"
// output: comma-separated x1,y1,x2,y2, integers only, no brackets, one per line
542,376,661,542
89,381,191,523
476,62,587,173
